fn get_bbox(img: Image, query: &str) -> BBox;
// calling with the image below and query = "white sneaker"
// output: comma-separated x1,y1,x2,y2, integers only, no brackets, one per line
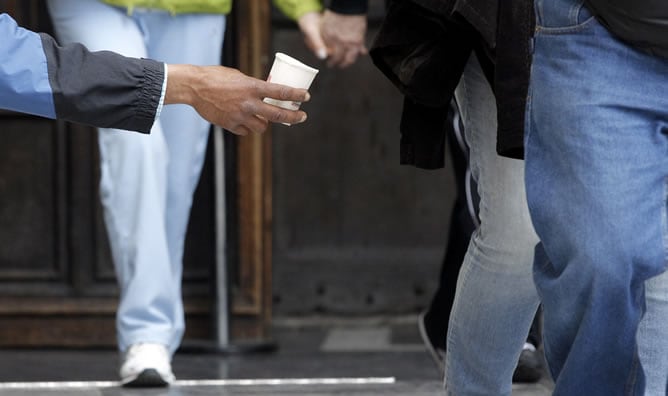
120,343,175,387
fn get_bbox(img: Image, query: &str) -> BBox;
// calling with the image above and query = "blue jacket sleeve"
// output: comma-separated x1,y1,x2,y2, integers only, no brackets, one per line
0,13,56,119
0,13,165,133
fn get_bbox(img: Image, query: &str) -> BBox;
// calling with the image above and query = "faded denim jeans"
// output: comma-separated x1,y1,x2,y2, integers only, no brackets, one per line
526,0,668,393
444,54,541,396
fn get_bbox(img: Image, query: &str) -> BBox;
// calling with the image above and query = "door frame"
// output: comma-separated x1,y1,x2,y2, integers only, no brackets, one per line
230,0,274,338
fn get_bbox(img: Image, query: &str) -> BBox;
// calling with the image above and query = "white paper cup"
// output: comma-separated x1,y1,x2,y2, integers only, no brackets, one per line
263,52,319,120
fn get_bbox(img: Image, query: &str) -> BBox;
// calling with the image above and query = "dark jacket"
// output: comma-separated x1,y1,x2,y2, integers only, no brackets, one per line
0,13,163,133
330,0,369,14
585,0,668,59
370,0,534,168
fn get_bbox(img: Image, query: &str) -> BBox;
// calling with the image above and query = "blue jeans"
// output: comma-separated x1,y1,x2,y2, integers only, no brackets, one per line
526,0,668,394
47,0,226,355
444,54,541,396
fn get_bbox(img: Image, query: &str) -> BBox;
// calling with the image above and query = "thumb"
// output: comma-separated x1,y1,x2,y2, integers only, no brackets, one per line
305,30,328,60
297,12,328,60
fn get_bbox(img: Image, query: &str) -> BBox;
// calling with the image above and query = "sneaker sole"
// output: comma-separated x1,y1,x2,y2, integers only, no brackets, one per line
417,311,445,375
512,350,543,383
121,368,171,388
512,365,543,383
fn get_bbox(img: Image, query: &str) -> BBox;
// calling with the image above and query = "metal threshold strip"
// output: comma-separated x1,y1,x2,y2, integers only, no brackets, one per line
0,377,396,390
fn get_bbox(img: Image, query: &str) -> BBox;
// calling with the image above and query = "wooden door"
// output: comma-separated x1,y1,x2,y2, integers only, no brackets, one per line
270,0,454,316
227,0,274,341
0,0,273,347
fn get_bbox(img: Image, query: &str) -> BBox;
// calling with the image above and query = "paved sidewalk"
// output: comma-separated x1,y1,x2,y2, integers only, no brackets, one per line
0,319,553,395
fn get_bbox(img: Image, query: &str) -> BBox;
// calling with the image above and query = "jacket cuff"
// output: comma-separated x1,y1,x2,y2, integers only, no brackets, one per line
42,30,166,134
135,58,165,132
329,0,368,15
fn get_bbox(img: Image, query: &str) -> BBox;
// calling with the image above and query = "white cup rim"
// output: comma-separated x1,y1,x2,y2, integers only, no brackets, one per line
275,52,319,75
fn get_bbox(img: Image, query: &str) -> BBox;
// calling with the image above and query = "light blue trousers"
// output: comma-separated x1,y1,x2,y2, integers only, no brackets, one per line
46,0,226,355
444,53,668,395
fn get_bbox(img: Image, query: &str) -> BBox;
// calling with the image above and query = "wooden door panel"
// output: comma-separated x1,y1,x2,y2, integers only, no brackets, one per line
0,2,217,346
0,117,68,287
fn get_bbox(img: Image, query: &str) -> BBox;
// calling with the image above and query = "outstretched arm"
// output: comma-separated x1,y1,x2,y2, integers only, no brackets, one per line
0,13,308,135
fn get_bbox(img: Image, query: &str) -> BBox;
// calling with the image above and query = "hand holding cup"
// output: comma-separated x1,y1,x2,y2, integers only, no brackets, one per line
263,52,319,124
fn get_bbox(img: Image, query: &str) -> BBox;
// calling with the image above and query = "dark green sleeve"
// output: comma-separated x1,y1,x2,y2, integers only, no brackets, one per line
273,0,322,20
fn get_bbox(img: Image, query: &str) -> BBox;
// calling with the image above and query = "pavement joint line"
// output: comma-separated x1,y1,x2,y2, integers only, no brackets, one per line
0,377,397,389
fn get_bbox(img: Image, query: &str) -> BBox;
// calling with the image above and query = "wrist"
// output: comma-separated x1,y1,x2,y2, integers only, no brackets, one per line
164,63,198,105
274,0,322,21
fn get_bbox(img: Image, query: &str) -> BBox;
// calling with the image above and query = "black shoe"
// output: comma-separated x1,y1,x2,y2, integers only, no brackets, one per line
418,310,446,374
512,343,543,383
122,369,171,388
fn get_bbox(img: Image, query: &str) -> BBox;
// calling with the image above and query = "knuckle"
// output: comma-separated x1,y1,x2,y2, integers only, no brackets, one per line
249,78,260,92
232,124,246,136
279,85,292,101
240,100,255,115
272,109,288,123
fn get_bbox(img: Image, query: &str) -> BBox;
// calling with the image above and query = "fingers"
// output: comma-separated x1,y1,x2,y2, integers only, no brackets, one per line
327,45,346,68
181,65,311,133
244,80,310,127
298,12,328,60
340,52,357,69
320,11,367,68
227,125,251,136
347,45,369,67
255,101,308,125
244,113,270,134
304,32,328,60
222,116,269,136
326,44,365,68
306,35,328,60
258,80,311,103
